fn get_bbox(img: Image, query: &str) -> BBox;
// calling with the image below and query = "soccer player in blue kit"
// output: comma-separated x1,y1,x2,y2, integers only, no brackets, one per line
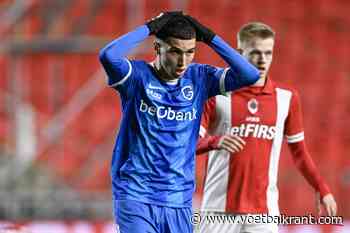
99,12,260,233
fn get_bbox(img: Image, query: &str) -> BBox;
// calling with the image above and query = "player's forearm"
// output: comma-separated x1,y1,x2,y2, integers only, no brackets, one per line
196,135,221,155
99,25,149,61
289,141,331,197
99,25,149,85
209,36,259,91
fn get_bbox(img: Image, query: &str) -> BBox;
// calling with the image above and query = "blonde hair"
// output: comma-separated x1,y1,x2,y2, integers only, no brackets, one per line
237,22,275,48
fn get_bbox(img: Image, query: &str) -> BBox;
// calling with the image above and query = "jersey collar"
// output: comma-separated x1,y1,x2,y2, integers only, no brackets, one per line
236,77,274,95
261,77,274,94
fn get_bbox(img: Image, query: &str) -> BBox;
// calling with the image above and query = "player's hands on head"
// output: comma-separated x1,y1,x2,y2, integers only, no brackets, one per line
217,135,246,154
146,11,183,35
316,193,337,216
184,15,215,43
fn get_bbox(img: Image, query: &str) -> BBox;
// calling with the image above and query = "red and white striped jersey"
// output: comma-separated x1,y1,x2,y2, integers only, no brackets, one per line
199,78,305,216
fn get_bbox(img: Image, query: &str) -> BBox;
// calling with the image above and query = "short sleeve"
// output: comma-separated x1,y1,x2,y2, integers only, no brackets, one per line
284,90,305,143
109,60,140,101
105,58,133,88
203,65,227,99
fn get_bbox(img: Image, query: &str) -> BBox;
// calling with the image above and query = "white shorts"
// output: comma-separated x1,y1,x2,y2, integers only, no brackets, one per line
197,212,278,233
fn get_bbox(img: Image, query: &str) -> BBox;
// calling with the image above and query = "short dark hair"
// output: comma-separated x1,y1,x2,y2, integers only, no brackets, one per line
156,16,196,40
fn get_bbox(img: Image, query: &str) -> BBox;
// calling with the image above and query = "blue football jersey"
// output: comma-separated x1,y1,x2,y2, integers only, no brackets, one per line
99,24,259,209
110,60,225,207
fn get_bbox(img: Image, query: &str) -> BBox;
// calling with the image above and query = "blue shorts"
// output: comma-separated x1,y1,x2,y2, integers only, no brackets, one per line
114,199,193,233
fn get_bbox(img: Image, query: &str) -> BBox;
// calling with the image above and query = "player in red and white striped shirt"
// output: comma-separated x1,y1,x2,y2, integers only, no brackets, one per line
196,22,337,233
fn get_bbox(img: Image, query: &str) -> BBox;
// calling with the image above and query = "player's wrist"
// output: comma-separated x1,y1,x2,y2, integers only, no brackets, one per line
184,15,215,43
318,184,331,199
320,191,332,199
208,135,222,150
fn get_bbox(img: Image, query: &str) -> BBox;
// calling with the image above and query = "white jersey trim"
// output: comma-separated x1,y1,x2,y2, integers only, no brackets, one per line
219,68,229,95
201,94,232,212
109,58,132,87
286,132,304,143
267,88,292,216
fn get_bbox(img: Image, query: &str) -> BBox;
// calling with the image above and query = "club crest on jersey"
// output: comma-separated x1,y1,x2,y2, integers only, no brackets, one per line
181,85,194,100
248,98,258,114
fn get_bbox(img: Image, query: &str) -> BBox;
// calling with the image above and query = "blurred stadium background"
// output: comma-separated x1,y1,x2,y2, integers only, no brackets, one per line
0,0,349,232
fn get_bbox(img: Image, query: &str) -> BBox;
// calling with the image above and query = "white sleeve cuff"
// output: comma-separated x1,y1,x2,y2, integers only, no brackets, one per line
286,132,304,143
